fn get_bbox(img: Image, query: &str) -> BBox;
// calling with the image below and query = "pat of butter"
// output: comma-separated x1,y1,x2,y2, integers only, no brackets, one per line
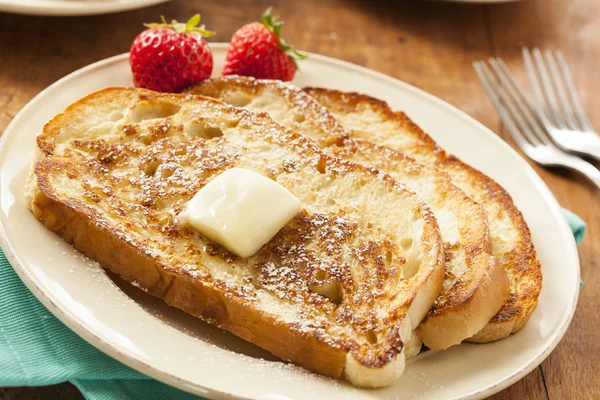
178,168,302,258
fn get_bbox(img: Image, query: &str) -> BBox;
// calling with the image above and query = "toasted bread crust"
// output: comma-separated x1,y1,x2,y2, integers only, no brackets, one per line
184,77,348,148
329,139,509,348
304,87,542,342
30,87,445,385
188,77,508,348
32,159,347,377
440,156,542,342
418,251,509,348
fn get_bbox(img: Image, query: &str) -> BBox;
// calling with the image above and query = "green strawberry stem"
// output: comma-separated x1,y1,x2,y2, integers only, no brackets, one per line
261,7,308,66
144,14,215,37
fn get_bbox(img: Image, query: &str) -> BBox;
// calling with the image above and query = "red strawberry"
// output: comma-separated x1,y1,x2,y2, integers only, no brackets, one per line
223,7,307,81
130,14,215,93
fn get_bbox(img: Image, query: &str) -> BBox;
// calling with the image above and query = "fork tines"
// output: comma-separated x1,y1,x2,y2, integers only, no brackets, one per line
473,58,553,151
523,48,594,133
474,52,600,189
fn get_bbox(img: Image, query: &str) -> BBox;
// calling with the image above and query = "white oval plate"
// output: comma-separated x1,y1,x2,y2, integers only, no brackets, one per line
0,44,579,399
0,0,168,16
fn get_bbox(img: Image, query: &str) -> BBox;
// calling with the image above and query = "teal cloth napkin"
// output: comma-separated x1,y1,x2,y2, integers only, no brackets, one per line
0,251,200,400
563,208,587,245
0,210,587,400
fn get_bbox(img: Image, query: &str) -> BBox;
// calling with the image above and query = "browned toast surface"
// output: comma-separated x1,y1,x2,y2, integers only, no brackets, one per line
304,87,542,342
188,77,509,349
30,87,445,386
330,139,510,346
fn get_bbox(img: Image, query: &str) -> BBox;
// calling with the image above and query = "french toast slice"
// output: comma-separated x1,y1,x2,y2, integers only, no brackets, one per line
29,87,445,387
303,88,542,343
187,77,509,350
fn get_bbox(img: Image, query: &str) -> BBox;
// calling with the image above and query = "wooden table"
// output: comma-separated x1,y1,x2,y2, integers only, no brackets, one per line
1,0,598,398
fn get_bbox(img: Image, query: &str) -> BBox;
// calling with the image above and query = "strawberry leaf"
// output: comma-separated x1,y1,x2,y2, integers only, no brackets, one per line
173,22,187,34
186,14,201,30
260,7,307,68
143,13,215,37
189,24,215,37
261,7,283,37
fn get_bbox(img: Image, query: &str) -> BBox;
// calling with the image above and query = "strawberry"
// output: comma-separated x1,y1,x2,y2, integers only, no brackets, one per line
130,14,215,93
223,7,307,81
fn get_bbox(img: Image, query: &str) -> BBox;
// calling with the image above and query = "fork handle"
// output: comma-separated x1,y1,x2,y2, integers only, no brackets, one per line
564,156,600,189
578,147,600,163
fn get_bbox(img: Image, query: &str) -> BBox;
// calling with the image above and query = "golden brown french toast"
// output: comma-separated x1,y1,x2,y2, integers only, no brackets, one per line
187,76,509,349
303,88,542,342
28,87,445,387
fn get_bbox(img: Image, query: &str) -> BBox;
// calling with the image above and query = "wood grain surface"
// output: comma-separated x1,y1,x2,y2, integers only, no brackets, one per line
0,0,598,398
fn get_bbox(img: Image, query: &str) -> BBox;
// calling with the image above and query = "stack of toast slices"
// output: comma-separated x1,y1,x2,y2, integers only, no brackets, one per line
27,77,542,388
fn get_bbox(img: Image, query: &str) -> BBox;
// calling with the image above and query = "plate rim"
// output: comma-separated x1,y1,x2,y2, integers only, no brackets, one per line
0,46,580,399
0,0,169,16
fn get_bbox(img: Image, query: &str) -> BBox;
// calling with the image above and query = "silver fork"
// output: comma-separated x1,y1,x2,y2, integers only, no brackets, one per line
522,47,600,160
473,60,600,189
